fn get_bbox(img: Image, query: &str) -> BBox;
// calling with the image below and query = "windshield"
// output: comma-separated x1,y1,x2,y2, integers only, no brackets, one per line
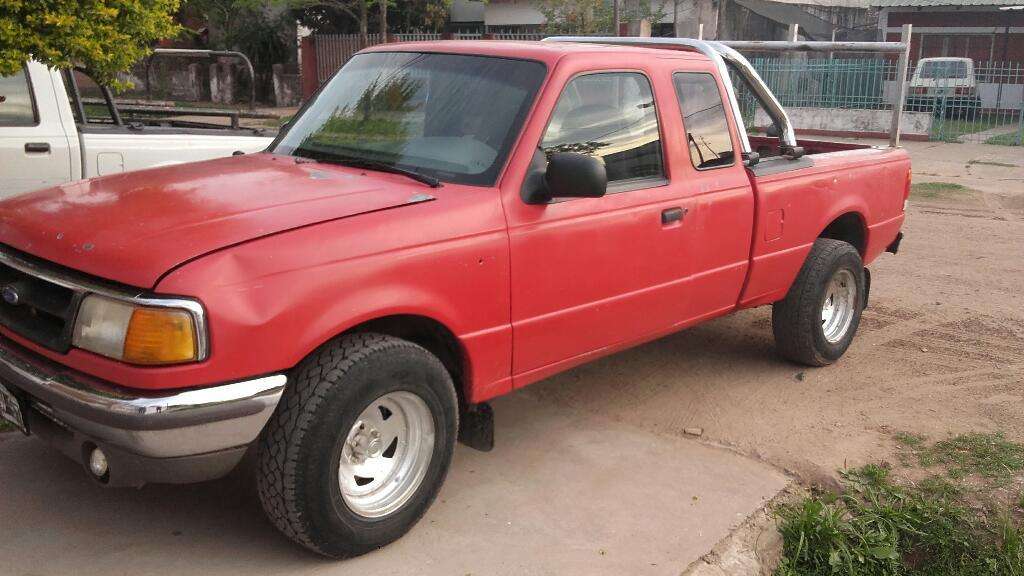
274,52,546,186
918,60,969,79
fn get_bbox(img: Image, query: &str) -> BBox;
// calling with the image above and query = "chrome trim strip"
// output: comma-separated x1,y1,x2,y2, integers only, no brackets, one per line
0,247,209,361
66,375,287,419
0,337,286,458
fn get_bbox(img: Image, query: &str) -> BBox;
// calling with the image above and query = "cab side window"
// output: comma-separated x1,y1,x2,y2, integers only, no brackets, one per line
673,72,735,170
0,67,38,127
541,72,663,184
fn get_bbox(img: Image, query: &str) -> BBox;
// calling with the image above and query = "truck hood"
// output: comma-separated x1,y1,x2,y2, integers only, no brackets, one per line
0,154,435,288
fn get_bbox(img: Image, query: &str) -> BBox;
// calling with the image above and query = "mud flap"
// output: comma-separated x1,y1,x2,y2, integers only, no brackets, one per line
458,402,494,452
886,232,903,254
863,267,871,310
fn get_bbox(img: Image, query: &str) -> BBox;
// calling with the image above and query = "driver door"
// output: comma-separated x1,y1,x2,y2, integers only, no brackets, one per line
504,70,695,381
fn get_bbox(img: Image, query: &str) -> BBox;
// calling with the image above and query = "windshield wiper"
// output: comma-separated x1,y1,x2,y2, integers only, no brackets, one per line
294,149,441,188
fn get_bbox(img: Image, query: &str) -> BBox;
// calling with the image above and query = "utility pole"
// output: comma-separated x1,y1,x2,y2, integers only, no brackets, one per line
673,0,679,37
379,0,388,42
613,0,621,36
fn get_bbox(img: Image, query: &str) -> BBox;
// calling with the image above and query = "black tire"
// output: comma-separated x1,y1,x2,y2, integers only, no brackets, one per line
257,333,459,558
772,238,865,367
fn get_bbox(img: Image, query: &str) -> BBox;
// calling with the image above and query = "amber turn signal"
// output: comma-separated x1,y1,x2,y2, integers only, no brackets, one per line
123,308,197,365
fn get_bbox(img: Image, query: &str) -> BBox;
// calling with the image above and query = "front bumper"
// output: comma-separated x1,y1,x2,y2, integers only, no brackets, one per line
0,337,285,487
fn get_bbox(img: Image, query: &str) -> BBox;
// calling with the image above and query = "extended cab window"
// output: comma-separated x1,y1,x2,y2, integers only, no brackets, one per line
541,72,663,184
673,73,735,170
61,70,116,125
0,66,38,127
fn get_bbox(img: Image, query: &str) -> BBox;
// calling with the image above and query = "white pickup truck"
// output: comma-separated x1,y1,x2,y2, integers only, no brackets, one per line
0,61,274,198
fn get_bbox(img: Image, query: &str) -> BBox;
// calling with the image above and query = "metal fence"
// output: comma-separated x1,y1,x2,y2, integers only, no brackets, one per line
731,56,1023,146
309,34,1023,147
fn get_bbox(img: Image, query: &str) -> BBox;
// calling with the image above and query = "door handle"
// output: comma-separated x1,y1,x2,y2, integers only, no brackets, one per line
661,207,687,225
24,142,50,154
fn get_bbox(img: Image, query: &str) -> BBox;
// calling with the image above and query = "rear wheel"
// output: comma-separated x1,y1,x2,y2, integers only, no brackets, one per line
772,239,865,366
257,333,458,558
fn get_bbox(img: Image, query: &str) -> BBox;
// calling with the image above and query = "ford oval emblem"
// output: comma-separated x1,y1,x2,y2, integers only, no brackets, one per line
2,285,19,306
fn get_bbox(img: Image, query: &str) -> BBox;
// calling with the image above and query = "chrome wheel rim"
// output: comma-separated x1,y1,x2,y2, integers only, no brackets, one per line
821,268,857,344
338,391,435,518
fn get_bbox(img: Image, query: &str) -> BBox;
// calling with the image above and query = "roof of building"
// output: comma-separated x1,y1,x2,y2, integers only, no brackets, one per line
869,0,1023,6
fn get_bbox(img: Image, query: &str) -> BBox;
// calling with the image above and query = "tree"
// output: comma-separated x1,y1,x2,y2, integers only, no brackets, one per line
0,0,181,88
182,0,295,101
289,0,371,41
292,0,453,36
534,0,669,35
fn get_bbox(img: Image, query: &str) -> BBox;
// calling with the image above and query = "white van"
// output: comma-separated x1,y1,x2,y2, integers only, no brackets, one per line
907,57,981,116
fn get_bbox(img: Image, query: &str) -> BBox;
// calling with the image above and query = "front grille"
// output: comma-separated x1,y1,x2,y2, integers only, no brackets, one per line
0,259,82,352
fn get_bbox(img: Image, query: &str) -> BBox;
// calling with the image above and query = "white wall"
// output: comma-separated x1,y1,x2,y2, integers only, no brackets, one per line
451,0,486,23
485,0,546,26
755,106,933,137
483,0,677,27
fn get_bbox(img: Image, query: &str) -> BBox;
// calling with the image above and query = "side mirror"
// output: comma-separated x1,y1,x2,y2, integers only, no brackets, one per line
547,152,607,200
523,152,607,204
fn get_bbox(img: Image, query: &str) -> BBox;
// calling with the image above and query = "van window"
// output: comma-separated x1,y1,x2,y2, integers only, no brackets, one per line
673,72,735,170
541,72,664,184
0,67,38,127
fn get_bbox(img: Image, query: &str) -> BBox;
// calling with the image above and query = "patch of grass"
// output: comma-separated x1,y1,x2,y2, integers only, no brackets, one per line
918,433,1024,482
918,475,962,499
775,464,1024,576
778,434,1024,575
910,182,969,199
933,115,1017,142
968,159,1019,168
895,431,926,448
0,420,14,433
985,132,1023,147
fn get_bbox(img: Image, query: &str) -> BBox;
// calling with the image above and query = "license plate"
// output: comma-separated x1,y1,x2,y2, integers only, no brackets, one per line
0,382,28,435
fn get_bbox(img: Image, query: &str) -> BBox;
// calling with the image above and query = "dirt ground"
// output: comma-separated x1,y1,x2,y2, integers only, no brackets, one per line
527,139,1024,488
0,140,1019,575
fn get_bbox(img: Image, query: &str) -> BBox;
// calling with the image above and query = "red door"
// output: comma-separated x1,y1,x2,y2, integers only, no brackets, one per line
503,68,696,383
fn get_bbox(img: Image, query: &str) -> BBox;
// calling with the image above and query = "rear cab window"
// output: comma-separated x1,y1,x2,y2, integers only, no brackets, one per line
0,66,39,127
540,72,664,189
672,72,736,170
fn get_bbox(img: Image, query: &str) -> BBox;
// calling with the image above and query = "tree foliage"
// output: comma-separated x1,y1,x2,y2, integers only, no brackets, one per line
0,0,181,87
534,0,669,35
291,0,454,35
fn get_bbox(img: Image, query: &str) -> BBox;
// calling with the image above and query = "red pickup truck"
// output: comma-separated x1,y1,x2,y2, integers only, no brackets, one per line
0,39,908,557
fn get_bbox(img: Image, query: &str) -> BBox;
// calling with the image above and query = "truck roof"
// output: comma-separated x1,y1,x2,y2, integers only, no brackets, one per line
361,40,708,65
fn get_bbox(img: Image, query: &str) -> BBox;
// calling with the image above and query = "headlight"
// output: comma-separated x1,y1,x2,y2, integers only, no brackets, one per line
72,295,202,365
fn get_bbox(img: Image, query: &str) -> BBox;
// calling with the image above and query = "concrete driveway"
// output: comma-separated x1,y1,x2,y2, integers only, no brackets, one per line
0,392,788,576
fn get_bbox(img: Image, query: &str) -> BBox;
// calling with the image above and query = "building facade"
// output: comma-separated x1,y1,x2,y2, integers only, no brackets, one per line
873,0,1024,63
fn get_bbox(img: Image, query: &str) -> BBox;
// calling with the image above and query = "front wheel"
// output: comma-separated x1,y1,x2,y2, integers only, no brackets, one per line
772,239,865,366
257,333,459,558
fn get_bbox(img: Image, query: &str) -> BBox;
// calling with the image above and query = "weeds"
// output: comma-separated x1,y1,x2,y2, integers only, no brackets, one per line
918,433,1024,482
967,159,1019,168
910,182,969,199
0,420,14,433
776,433,1024,576
894,432,925,448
